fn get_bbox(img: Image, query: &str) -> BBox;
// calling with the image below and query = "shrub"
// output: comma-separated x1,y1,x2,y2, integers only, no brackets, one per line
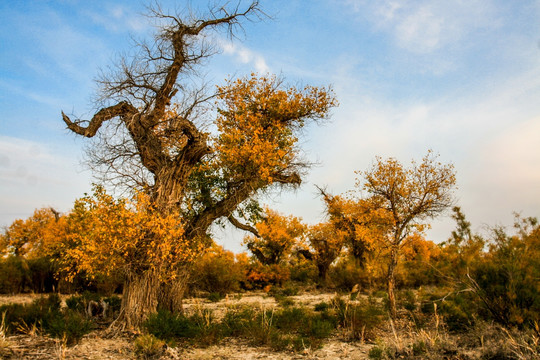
144,310,199,341
0,294,92,343
133,334,165,359
331,295,385,341
207,292,224,303
314,302,329,312
46,310,93,344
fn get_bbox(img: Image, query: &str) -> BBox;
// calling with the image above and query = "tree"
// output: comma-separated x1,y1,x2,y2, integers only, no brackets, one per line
243,208,306,265
304,222,344,285
58,186,200,328
0,207,61,258
320,191,389,268
357,151,456,318
60,2,336,327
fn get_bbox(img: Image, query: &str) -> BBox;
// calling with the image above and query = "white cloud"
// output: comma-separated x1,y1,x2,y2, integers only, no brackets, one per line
0,136,91,227
220,40,270,73
84,5,148,33
344,0,498,53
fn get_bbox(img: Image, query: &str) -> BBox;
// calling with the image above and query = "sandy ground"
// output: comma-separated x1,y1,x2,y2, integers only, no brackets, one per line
0,292,376,360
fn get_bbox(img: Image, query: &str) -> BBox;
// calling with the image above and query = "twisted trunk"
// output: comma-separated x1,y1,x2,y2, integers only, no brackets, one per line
118,270,160,329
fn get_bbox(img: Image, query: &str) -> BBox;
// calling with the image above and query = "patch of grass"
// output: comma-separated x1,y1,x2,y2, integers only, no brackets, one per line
133,334,165,360
332,295,385,341
144,304,339,352
207,292,224,303
144,310,199,341
0,294,93,344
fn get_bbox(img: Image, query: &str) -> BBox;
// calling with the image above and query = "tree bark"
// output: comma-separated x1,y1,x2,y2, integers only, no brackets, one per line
317,263,329,287
387,245,399,319
158,266,190,314
118,270,160,329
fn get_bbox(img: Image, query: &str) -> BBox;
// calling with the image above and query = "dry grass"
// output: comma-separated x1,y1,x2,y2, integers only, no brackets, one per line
1,292,538,360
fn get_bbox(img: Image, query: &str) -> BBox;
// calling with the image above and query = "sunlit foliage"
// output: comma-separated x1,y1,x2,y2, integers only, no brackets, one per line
0,208,62,259
243,207,306,265
57,186,203,282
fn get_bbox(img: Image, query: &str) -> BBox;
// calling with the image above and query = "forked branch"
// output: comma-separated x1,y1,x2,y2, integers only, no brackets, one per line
62,102,138,138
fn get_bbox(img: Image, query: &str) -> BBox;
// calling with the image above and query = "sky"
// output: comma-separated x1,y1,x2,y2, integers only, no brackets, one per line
1,0,540,253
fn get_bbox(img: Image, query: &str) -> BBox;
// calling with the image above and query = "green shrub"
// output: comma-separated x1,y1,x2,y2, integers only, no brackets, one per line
220,308,256,337
207,292,224,303
314,301,329,312
103,295,122,317
134,334,165,359
0,294,92,343
144,310,199,341
368,345,384,359
332,295,385,341
438,294,476,332
46,310,93,344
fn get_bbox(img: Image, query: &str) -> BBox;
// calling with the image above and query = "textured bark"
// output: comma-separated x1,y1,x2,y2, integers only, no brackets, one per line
119,271,160,329
158,267,190,314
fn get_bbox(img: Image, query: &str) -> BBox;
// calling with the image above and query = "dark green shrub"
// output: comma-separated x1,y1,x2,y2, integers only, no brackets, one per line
0,294,92,343
332,296,385,341
220,308,256,337
103,295,121,317
314,301,329,312
144,310,198,341
399,289,417,312
46,310,93,344
368,345,384,359
439,297,475,332
207,292,224,303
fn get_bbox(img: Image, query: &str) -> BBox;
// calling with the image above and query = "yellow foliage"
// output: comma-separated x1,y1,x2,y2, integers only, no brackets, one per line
215,74,336,184
0,207,63,259
243,207,306,265
58,186,203,281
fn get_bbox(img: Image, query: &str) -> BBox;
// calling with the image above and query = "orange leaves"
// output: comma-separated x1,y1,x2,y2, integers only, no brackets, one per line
214,74,336,184
358,151,456,245
60,186,202,281
243,207,306,265
0,207,62,258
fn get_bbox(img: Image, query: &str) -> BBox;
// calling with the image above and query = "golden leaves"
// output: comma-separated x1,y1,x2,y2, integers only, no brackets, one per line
243,207,306,264
214,74,336,184
59,186,203,281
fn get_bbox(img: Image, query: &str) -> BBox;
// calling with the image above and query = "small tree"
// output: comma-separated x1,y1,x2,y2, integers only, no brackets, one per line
0,207,61,258
243,208,306,265
304,222,344,285
354,151,456,318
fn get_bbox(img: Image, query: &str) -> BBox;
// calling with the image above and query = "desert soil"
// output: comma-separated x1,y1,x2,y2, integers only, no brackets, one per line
0,292,374,360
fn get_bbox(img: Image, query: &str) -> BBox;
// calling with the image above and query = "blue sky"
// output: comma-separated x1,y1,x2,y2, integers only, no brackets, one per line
1,0,540,252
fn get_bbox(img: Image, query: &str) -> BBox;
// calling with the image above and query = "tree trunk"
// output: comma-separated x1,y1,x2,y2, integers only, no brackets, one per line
158,266,190,314
387,245,399,319
118,270,160,329
317,263,329,287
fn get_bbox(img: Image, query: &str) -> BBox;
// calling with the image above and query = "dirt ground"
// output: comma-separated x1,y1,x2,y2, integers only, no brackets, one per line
0,292,374,360
1,292,535,359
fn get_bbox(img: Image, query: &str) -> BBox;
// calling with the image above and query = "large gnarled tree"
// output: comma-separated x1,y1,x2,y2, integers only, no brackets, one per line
61,2,336,328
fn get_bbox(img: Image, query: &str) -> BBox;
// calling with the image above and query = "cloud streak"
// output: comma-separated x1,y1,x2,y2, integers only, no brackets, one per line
345,0,499,53
220,40,270,73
